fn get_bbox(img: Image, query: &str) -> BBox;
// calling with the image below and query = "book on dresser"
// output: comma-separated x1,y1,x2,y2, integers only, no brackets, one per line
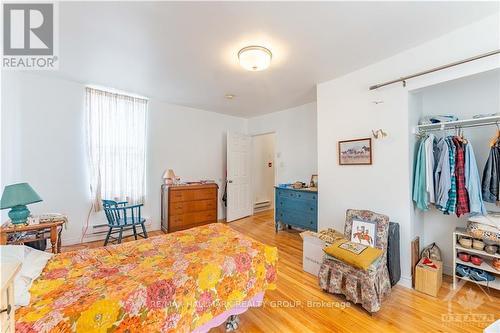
275,186,318,232
161,183,219,233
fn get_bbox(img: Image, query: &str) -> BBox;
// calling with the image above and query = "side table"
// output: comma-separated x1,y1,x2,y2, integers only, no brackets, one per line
0,217,67,254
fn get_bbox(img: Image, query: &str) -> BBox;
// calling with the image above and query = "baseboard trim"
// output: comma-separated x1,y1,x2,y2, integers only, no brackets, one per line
397,275,413,289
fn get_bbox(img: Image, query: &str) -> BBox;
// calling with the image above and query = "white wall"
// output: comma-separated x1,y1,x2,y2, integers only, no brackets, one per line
247,102,318,185
1,72,246,245
412,69,500,274
251,133,276,210
317,14,499,287
147,99,246,229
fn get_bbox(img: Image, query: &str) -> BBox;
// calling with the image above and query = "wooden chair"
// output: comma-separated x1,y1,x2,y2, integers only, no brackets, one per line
102,200,148,245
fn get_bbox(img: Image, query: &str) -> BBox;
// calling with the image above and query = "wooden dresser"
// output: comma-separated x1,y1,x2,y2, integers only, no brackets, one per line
161,183,218,233
275,186,318,232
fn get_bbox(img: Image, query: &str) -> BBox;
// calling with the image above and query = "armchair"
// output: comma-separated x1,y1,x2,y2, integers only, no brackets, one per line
102,200,148,246
318,209,391,313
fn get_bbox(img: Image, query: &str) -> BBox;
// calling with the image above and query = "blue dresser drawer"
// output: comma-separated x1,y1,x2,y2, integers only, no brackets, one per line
275,187,318,232
276,196,316,214
277,189,317,201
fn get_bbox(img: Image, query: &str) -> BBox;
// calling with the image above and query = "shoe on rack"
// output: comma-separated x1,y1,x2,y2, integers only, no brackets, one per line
456,264,471,278
469,268,495,282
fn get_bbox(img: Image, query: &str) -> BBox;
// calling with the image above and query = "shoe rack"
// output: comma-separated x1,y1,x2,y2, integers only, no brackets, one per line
453,227,500,291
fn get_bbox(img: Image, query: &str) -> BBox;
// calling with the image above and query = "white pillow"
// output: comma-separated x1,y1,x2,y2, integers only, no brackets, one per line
0,245,53,306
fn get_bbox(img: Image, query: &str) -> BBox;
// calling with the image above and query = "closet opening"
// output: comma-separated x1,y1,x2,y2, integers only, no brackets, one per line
251,133,276,214
409,68,500,281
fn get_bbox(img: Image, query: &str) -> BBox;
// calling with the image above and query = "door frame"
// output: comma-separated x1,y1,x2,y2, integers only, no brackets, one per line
250,131,278,214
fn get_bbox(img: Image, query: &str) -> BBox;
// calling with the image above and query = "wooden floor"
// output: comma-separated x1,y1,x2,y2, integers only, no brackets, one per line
63,210,500,332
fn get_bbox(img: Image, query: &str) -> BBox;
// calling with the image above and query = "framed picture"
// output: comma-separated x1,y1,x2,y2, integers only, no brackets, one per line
350,219,377,247
310,174,318,188
338,138,372,165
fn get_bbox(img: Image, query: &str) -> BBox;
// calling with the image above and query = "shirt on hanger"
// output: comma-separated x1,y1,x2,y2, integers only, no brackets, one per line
453,137,469,217
434,137,451,210
413,138,429,211
424,134,436,204
465,142,487,215
443,137,457,214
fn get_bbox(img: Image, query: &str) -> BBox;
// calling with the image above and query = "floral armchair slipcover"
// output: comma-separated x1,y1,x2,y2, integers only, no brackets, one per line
318,209,391,313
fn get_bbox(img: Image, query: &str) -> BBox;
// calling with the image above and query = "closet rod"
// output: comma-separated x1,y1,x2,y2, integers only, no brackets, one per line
417,121,500,133
369,50,500,91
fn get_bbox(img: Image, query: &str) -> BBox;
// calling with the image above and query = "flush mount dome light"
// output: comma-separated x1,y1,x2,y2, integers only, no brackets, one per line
238,46,272,71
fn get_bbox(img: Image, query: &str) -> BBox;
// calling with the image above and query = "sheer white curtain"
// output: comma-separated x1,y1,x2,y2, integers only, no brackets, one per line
85,87,147,211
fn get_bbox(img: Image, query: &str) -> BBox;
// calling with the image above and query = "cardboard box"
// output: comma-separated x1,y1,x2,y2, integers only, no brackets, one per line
301,232,326,276
415,258,442,297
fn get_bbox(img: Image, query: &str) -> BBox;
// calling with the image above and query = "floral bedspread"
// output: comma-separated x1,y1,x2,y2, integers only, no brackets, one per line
16,223,278,333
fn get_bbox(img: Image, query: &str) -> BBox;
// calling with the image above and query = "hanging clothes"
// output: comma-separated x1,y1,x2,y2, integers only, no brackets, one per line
482,143,500,203
413,137,429,211
453,137,469,217
424,134,436,204
465,141,487,215
443,137,457,215
434,137,451,210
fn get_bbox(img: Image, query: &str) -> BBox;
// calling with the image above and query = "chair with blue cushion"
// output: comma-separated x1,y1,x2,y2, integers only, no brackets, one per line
102,200,148,245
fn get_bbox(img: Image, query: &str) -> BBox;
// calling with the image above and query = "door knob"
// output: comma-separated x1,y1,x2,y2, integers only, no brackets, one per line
228,180,233,183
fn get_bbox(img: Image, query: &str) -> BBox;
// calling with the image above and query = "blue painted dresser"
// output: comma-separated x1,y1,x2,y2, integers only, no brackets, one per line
275,187,318,232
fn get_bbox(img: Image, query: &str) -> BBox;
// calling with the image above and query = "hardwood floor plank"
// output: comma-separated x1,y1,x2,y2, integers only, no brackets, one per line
63,210,499,332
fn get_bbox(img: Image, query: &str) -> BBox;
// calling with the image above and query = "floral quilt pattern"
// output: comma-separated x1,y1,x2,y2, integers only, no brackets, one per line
16,223,278,333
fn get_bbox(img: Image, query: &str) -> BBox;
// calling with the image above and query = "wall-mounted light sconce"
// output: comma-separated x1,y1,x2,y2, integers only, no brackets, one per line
372,129,388,139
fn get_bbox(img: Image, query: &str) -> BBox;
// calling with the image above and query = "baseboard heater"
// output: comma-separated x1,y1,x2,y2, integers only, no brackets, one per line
254,200,271,210
84,219,153,240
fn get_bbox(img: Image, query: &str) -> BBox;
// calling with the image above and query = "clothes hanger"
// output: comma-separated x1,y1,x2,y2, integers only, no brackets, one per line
460,127,468,144
489,122,500,147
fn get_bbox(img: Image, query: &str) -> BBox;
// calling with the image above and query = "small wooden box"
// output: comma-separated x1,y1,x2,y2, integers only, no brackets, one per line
415,258,442,297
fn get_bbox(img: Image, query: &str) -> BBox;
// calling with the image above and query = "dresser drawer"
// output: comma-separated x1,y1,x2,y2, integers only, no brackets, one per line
275,209,317,230
169,210,217,228
170,189,217,202
276,197,317,214
276,189,317,201
169,199,216,215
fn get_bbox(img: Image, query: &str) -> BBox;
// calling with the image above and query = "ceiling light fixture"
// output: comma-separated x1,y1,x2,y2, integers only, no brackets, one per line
225,94,235,99
238,46,272,71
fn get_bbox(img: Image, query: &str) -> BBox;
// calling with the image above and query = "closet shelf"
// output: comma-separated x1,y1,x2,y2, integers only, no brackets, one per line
415,115,500,132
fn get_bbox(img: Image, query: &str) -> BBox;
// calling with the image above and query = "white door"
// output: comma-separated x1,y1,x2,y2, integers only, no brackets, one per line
226,132,252,222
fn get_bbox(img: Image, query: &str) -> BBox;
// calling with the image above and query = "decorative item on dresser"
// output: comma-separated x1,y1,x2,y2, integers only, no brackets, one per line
161,183,218,233
0,261,21,333
275,186,318,232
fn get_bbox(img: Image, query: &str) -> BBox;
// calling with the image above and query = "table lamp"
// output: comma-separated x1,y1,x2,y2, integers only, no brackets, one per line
162,169,176,185
0,183,43,224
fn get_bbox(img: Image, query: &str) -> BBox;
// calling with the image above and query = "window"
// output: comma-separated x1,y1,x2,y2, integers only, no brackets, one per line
85,87,147,210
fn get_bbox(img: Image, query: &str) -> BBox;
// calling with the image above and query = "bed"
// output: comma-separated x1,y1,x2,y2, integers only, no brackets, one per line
14,223,278,332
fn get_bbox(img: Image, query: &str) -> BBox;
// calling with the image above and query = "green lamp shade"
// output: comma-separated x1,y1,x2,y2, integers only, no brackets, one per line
1,183,42,224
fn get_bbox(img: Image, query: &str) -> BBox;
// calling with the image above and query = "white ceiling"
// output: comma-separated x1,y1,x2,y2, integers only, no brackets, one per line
54,1,498,118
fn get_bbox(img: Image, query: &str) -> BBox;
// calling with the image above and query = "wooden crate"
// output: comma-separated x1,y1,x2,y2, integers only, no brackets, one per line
415,259,442,297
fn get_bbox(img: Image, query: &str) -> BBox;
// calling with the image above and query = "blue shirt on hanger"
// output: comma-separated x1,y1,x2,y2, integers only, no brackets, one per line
465,141,487,215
